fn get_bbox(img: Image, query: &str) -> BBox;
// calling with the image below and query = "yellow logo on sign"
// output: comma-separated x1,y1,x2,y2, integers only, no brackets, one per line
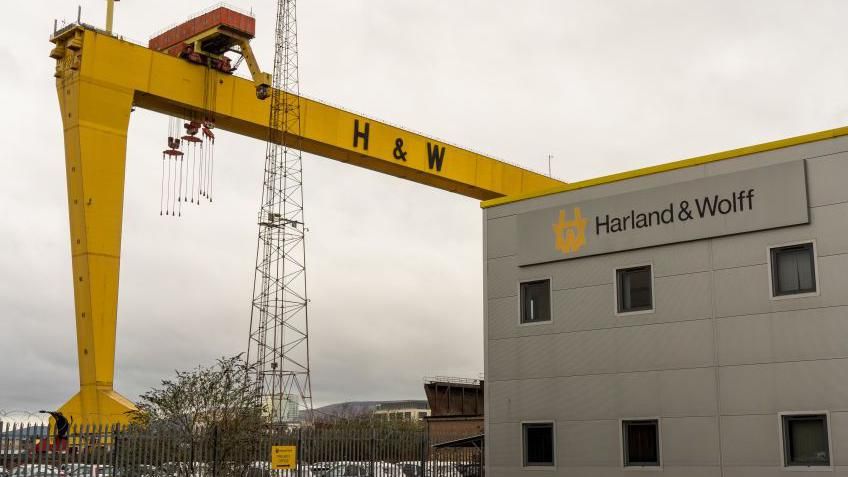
552,207,587,254
271,445,297,470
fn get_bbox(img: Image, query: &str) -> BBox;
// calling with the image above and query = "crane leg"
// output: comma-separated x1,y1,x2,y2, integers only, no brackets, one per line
55,52,137,425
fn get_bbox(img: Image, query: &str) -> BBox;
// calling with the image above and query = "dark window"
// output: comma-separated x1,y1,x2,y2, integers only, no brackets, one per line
782,414,830,467
617,266,653,313
523,423,554,466
520,280,551,323
771,243,817,296
623,420,660,467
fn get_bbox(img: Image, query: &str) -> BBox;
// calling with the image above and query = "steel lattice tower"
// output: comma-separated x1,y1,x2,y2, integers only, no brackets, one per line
246,0,313,424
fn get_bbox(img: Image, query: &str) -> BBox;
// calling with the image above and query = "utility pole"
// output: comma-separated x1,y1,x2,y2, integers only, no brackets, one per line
105,0,118,33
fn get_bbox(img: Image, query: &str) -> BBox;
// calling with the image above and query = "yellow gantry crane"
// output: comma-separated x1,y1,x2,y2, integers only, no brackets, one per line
48,4,565,425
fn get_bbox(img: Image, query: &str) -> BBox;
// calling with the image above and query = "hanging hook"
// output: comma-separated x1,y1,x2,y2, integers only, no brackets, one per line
160,153,165,216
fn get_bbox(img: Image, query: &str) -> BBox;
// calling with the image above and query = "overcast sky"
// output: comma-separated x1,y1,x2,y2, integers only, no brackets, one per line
2,0,848,419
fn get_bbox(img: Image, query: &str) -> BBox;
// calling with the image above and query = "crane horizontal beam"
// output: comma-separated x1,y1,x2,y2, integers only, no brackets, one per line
58,25,564,200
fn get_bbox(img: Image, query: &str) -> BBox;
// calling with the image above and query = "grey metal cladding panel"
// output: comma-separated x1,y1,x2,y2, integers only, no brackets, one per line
642,469,721,477
485,240,711,307
616,371,663,418
716,314,772,366
713,254,848,318
661,417,721,466
557,420,620,467
703,135,848,177
549,467,720,477
718,306,848,366
486,329,617,381
486,165,708,220
614,319,715,373
488,272,711,341
486,378,561,423
487,295,520,340
551,285,616,334
488,320,713,381
832,411,848,466
807,151,848,207
719,414,780,466
529,240,712,289
659,367,718,418
652,272,713,323
488,368,716,424
711,202,848,270
487,256,518,299
486,215,517,259
719,358,848,415
488,375,617,423
486,422,522,468
721,469,805,477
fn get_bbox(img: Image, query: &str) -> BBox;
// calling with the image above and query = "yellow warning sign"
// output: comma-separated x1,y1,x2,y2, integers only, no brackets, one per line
271,445,297,470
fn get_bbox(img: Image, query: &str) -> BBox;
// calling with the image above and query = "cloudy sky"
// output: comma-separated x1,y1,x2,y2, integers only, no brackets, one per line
2,0,847,418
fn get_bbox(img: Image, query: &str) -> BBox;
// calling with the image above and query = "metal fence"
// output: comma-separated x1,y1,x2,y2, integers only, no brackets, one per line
0,423,482,477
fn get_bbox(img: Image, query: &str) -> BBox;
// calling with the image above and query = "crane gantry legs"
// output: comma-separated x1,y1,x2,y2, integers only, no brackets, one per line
53,28,137,422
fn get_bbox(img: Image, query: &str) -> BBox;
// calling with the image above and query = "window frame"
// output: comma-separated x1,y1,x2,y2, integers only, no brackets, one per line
518,278,553,326
778,411,833,471
521,421,556,468
614,264,655,316
768,240,820,300
619,418,662,470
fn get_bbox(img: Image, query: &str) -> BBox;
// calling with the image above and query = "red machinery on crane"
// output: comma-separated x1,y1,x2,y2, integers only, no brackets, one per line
150,6,254,76
148,6,271,98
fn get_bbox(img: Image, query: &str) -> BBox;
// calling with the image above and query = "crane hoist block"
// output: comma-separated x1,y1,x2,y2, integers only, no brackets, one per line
148,6,256,72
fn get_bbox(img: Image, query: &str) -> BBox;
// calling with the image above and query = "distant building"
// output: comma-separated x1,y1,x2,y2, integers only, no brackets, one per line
373,400,430,422
423,376,483,437
304,400,430,422
264,394,300,423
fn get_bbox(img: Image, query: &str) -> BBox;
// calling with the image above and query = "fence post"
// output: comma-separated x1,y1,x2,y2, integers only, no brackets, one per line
369,427,376,477
111,425,118,471
296,426,302,477
211,425,218,477
419,426,428,477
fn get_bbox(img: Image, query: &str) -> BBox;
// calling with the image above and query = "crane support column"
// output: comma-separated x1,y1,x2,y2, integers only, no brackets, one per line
51,28,137,424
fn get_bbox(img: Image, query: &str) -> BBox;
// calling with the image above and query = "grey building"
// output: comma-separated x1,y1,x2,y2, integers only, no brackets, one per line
482,128,848,475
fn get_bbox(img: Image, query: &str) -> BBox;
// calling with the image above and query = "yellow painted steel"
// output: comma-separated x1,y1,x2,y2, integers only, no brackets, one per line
51,26,138,425
482,125,848,208
49,25,564,425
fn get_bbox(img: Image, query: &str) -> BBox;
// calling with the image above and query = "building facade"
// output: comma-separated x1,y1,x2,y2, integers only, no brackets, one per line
424,376,484,438
373,400,430,422
483,130,848,475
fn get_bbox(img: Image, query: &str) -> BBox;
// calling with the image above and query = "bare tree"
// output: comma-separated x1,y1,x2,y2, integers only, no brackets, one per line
123,355,265,477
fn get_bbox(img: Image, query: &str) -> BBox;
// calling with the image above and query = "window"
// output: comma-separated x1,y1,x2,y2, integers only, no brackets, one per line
771,243,817,297
520,280,551,323
616,266,653,314
782,414,830,467
523,422,554,467
622,419,660,467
